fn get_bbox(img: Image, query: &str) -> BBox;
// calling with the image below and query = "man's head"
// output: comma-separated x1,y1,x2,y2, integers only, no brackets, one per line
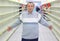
27,2,35,13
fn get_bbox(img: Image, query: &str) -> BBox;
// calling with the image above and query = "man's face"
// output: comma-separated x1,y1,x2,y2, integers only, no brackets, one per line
27,3,34,13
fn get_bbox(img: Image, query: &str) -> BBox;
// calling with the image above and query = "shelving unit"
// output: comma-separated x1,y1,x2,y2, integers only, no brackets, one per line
46,0,60,41
0,0,22,41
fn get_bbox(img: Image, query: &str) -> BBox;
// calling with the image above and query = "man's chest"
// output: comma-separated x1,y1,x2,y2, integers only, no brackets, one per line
22,13,38,18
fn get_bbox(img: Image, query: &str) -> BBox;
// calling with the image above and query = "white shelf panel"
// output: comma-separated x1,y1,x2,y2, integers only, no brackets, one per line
0,7,19,15
0,16,18,28
46,15,60,27
0,14,19,26
0,12,19,20
0,0,20,6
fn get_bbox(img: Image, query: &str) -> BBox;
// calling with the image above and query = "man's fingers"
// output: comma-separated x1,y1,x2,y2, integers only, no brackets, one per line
49,26,53,30
7,27,12,31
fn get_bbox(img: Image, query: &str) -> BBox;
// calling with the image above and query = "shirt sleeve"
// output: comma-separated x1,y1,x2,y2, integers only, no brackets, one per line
39,17,50,27
11,17,22,28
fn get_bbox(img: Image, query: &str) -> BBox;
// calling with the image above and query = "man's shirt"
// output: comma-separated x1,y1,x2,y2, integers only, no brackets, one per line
11,11,50,39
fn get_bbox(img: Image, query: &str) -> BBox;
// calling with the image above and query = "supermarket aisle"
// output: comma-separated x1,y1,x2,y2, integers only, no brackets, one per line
0,0,60,41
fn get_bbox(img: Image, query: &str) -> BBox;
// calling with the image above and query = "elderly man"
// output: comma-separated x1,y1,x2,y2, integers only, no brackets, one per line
7,2,52,41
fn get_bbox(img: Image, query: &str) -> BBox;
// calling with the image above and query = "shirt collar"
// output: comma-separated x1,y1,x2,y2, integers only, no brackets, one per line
27,10,34,15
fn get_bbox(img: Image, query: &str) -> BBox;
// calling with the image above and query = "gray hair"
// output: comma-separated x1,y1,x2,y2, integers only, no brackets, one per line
27,2,35,6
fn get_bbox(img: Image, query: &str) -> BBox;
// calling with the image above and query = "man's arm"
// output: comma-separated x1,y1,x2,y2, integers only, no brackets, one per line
7,17,22,31
11,18,22,27
39,17,52,30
